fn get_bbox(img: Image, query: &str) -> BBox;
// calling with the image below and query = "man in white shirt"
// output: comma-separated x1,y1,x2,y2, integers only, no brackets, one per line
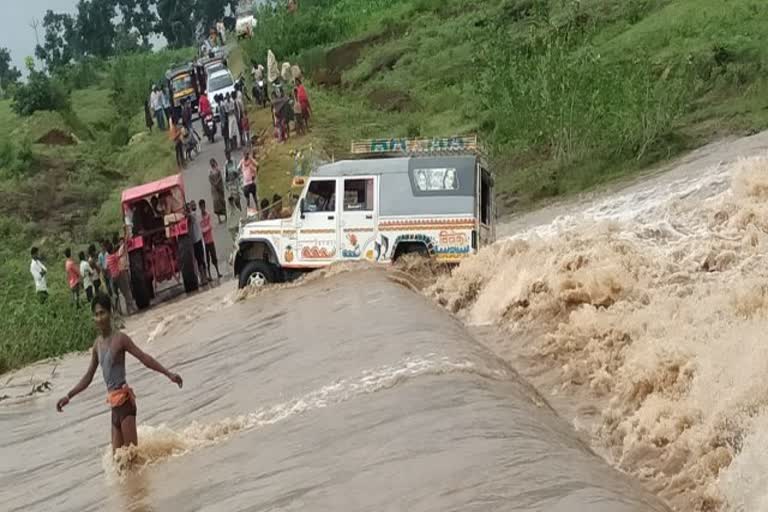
30,247,48,303
79,250,95,303
216,21,226,44
150,85,166,131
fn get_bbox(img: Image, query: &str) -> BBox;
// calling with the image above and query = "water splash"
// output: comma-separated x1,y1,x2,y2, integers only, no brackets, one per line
431,155,768,511
103,354,507,478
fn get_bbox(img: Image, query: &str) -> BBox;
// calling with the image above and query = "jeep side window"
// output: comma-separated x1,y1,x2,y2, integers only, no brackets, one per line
305,180,336,212
344,179,373,211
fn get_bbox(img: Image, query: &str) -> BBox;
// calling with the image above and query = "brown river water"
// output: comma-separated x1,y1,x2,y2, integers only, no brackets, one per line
4,132,768,512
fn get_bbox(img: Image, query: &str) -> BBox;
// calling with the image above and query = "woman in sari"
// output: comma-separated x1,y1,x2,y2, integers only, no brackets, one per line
224,151,242,210
295,79,311,130
208,158,227,223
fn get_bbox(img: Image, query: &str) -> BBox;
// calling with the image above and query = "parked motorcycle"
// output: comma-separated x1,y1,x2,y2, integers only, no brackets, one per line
203,112,216,142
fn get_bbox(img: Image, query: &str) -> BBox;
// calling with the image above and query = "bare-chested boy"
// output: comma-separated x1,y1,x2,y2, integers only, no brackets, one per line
56,294,183,452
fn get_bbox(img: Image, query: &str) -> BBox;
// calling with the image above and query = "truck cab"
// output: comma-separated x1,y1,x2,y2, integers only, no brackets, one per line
165,63,202,119
234,136,495,288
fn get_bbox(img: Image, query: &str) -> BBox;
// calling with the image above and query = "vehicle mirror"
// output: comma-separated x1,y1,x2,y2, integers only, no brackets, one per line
299,198,306,217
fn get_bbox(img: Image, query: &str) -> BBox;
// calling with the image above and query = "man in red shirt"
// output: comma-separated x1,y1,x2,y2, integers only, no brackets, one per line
64,247,82,308
199,91,213,138
106,240,136,315
198,199,222,280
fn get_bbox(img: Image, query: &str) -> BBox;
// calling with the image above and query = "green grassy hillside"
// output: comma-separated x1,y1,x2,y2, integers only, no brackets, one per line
0,50,190,374
242,0,768,210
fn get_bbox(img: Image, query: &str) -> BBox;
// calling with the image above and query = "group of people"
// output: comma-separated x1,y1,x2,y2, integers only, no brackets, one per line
146,85,173,132
147,84,204,169
251,62,312,143
30,237,136,315
186,198,223,286
209,84,251,154
207,148,280,240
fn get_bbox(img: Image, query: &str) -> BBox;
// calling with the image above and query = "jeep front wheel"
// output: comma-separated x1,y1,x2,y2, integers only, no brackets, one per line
238,261,276,289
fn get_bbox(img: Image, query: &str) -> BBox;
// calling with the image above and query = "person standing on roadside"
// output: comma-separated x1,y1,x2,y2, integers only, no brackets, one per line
30,247,48,304
199,90,212,138
218,95,231,152
216,20,226,44
225,93,239,149
88,244,103,294
107,240,135,315
187,202,208,285
238,151,259,208
171,117,185,169
208,158,227,223
79,251,95,303
293,88,305,135
150,86,165,131
65,248,82,308
295,78,312,131
161,86,172,128
181,98,193,131
199,199,222,280
144,96,154,132
225,150,241,209
99,241,113,299
239,150,258,209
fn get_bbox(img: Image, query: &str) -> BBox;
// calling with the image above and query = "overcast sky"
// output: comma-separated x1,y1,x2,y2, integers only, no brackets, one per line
3,1,78,72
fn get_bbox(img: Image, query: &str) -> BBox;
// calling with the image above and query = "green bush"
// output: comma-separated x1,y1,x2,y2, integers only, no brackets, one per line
110,121,131,146
0,136,34,177
11,70,71,117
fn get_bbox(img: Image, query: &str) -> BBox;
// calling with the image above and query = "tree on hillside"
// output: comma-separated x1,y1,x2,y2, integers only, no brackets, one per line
35,10,78,72
194,0,238,33
11,60,70,117
74,0,118,58
156,0,197,48
0,48,22,94
117,0,158,48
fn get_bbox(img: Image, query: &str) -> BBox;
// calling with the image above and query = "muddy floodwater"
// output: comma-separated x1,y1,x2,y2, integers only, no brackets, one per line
6,132,768,512
1,269,666,511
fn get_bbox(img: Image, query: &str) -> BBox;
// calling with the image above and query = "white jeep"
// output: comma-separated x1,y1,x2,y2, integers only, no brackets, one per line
233,136,496,288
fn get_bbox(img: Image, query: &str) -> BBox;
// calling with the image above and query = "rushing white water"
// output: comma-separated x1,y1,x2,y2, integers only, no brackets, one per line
433,131,768,511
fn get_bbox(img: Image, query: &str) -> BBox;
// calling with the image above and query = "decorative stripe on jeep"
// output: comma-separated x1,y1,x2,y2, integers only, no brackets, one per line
247,229,282,235
379,218,475,227
343,227,375,232
379,220,475,231
300,228,336,234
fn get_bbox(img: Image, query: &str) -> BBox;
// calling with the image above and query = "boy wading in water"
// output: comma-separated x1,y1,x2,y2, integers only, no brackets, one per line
56,294,183,453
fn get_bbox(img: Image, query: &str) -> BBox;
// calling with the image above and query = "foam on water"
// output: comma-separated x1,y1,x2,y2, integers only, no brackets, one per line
432,154,768,511
103,354,507,478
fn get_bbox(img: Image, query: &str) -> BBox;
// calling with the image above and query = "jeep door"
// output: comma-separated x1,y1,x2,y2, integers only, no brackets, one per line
297,178,339,264
340,176,378,260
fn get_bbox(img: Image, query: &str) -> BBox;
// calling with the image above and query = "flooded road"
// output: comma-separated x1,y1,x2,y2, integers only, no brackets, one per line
7,130,768,512
0,270,667,511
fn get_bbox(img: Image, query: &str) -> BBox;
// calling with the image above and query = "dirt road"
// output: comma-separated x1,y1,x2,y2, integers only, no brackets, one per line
181,121,246,278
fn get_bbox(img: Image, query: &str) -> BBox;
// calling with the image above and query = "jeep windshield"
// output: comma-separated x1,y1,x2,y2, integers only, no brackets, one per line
208,73,234,92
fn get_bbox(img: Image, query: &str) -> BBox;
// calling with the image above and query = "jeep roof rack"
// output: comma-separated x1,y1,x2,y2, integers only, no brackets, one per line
349,135,482,159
